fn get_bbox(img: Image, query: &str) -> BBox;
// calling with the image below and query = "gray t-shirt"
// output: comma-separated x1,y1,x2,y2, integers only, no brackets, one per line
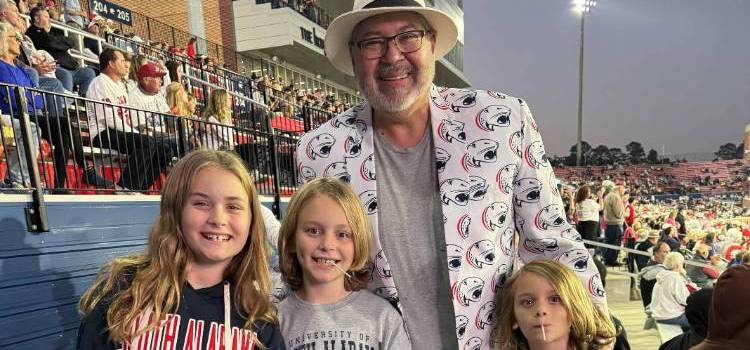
278,290,411,350
374,129,458,349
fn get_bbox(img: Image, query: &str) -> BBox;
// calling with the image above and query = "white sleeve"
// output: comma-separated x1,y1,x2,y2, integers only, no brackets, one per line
86,78,135,134
513,100,608,307
668,274,690,307
260,205,281,253
127,90,148,127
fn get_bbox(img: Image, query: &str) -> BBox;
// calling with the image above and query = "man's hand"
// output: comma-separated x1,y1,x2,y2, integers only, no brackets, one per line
34,61,56,75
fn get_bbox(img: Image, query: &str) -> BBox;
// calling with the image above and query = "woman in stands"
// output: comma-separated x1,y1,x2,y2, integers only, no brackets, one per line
0,22,40,188
494,259,616,350
0,22,110,191
666,209,681,232
125,54,148,92
200,88,235,151
165,82,190,116
686,244,720,288
77,149,284,349
165,82,197,150
650,252,693,331
574,185,603,248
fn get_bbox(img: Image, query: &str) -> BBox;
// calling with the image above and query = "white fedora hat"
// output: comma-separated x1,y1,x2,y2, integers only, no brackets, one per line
324,0,458,76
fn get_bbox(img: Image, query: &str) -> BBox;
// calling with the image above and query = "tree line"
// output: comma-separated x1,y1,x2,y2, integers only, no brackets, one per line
551,141,745,167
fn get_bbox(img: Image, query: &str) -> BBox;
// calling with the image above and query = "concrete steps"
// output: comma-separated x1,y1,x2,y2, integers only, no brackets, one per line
605,266,662,349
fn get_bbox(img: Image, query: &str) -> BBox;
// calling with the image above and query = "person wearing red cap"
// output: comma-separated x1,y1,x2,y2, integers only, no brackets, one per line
86,48,174,192
128,61,178,162
128,62,170,133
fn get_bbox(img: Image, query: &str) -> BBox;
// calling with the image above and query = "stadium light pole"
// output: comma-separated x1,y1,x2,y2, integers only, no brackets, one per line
573,0,597,166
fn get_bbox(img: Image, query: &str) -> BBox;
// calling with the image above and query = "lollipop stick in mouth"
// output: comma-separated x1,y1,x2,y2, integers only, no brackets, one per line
327,260,352,278
540,319,547,341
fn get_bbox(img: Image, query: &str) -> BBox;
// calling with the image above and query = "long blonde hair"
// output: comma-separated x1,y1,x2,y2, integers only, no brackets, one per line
278,178,372,292
203,88,232,125
0,22,17,60
165,82,191,116
79,150,274,346
494,260,616,350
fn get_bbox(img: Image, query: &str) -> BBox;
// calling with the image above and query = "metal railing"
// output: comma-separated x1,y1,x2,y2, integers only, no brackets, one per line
0,82,298,222
105,33,255,101
102,33,342,133
103,31,354,125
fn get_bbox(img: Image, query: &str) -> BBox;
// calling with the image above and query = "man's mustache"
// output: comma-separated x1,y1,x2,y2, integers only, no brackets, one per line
377,62,414,78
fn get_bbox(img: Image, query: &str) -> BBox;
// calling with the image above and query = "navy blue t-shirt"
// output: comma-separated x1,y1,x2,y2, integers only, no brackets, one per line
76,282,286,350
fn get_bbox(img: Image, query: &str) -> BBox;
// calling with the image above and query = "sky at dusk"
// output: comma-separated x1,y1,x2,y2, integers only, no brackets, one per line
463,0,750,158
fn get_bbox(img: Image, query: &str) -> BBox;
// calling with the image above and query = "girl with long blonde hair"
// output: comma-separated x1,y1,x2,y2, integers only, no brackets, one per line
165,82,191,117
165,82,198,149
494,260,616,350
200,88,235,150
77,150,284,349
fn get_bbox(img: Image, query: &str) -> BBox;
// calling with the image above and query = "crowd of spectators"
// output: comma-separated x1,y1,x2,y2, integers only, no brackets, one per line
556,160,748,197
563,176,750,348
250,72,352,122
0,1,276,192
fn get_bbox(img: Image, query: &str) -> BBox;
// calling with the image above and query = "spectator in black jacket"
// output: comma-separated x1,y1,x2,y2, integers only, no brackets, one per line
675,207,687,236
25,6,94,96
659,288,712,350
635,229,661,271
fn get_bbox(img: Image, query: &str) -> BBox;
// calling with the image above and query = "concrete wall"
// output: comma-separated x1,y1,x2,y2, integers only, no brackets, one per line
0,197,284,349
109,0,237,51
233,0,325,54
0,197,158,349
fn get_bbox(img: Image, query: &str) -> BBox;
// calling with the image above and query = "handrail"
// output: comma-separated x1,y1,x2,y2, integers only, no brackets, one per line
181,73,266,107
106,32,250,86
20,14,105,69
0,82,293,206
14,87,49,232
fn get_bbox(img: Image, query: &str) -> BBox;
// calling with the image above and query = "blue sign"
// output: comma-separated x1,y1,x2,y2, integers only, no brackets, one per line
90,0,132,26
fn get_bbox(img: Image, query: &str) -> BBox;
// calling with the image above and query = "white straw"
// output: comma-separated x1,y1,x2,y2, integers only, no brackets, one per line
540,319,547,341
327,261,352,278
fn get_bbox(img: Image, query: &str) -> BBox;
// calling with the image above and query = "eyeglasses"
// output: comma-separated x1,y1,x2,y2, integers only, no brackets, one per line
352,30,431,59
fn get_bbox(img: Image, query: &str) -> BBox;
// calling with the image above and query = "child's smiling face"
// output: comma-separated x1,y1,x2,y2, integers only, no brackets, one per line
512,273,572,347
295,194,355,289
181,167,251,270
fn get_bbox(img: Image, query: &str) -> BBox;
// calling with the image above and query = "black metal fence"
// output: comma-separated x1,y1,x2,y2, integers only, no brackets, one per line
0,83,300,216
105,33,256,104
102,33,338,133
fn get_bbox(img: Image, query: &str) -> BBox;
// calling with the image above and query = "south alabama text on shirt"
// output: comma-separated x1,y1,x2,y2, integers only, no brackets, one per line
119,312,256,350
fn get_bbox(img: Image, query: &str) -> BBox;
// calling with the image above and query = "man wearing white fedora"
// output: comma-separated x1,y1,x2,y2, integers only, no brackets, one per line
296,1,608,348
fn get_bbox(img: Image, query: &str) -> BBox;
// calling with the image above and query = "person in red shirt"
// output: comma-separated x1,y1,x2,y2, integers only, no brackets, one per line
625,196,636,228
186,37,196,60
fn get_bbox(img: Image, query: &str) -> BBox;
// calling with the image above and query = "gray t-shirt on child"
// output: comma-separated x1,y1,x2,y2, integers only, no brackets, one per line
374,129,458,349
278,290,411,350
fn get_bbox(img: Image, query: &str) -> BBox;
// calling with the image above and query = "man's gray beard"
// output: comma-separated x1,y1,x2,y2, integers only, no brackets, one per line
356,63,435,113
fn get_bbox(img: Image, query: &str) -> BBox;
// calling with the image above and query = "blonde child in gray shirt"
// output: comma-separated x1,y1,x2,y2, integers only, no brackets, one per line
277,178,411,350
